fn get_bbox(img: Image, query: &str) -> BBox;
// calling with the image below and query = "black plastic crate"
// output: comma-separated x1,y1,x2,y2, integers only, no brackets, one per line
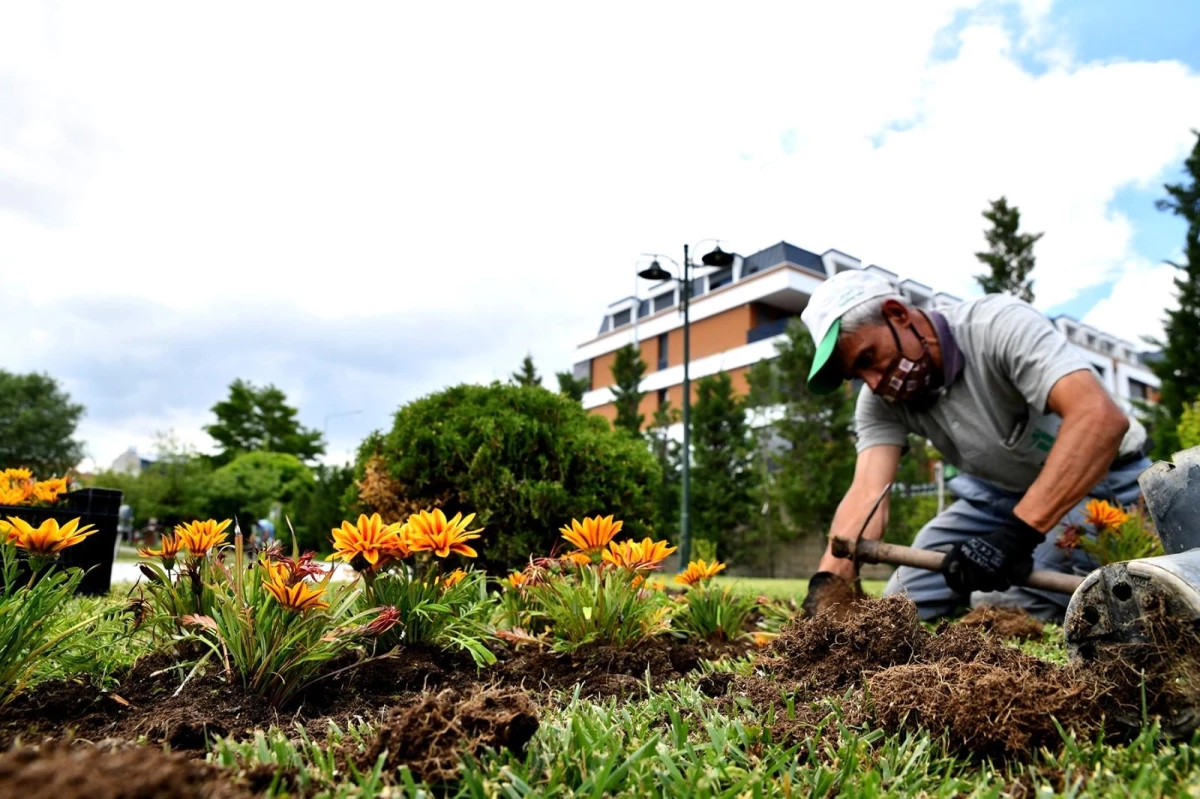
1,487,123,596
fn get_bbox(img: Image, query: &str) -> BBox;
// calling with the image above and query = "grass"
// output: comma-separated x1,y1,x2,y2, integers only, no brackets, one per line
712,575,888,600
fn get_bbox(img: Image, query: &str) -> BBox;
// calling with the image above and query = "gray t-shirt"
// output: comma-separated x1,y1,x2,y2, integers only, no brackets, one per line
855,294,1145,494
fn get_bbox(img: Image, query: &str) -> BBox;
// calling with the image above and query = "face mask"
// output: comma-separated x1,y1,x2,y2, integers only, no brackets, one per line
876,319,936,404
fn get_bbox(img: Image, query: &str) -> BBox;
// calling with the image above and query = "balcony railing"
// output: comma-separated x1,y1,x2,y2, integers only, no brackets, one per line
746,318,791,344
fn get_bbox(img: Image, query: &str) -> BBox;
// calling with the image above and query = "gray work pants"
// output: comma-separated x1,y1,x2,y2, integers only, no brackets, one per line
882,457,1151,622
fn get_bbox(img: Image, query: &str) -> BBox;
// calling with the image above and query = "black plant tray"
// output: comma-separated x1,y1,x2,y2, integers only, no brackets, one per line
1,488,123,596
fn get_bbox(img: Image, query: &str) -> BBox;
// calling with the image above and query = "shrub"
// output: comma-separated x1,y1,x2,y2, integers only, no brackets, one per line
355,383,661,569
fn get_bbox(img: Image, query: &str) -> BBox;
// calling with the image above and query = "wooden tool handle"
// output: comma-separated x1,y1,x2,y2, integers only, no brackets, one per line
832,536,1084,595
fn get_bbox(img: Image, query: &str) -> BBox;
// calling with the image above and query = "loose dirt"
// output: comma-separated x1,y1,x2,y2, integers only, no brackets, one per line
713,595,1117,759
0,741,253,799
361,688,539,784
957,605,1046,641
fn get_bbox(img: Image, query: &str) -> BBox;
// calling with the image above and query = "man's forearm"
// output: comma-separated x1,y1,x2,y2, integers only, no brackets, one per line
817,488,891,576
1014,408,1128,532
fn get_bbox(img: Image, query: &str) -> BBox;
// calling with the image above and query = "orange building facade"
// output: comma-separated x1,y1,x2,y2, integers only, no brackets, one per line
573,241,1160,429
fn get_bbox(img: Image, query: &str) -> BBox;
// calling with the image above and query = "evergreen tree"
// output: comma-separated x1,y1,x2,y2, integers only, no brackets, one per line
0,370,85,475
1147,130,1200,458
746,320,857,539
648,401,681,542
555,369,590,402
609,344,647,435
511,353,542,387
690,372,759,565
974,196,1042,304
205,379,324,466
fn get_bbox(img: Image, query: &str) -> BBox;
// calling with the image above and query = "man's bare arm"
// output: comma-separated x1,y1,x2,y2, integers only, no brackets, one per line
816,445,902,578
1014,371,1130,533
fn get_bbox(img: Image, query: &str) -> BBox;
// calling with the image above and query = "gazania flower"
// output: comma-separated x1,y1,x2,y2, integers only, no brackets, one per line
675,558,727,586
562,551,592,567
264,572,330,612
602,537,677,572
632,575,666,591
1055,525,1084,550
330,513,405,570
364,606,402,637
0,485,25,506
176,519,232,556
31,477,69,504
5,516,96,557
559,515,622,554
752,632,776,648
405,508,482,558
139,532,183,567
1083,499,1130,531
441,568,467,589
507,571,527,589
3,468,32,481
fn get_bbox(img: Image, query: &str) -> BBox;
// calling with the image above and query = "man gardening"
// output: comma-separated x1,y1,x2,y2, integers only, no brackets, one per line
799,270,1150,622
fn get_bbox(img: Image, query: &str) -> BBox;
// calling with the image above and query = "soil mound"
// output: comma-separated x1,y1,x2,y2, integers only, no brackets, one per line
361,688,539,784
0,742,251,799
767,594,929,691
956,605,1046,641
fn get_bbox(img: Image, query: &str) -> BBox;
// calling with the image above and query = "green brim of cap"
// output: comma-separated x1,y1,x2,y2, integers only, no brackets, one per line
806,318,843,395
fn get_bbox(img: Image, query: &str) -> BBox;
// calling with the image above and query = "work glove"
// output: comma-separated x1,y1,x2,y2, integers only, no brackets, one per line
940,517,1043,595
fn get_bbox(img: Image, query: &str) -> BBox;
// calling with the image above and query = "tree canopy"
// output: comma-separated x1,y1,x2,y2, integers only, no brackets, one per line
974,196,1042,304
204,379,324,466
0,370,85,476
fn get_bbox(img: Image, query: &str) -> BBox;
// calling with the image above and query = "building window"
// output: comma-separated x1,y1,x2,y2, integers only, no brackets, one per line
612,309,632,328
1065,325,1076,340
1129,378,1151,401
657,332,669,370
1086,333,1096,348
637,299,651,318
689,277,705,298
657,388,667,408
709,267,733,289
573,360,592,390
653,291,675,313
598,317,610,334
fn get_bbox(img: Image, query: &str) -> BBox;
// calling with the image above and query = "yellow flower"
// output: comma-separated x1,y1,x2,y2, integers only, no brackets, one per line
405,508,482,558
559,515,622,553
562,551,593,567
264,573,330,612
441,568,467,589
1083,499,1130,531
176,519,232,555
330,513,405,569
0,485,26,506
139,532,183,566
602,537,677,571
31,477,69,504
5,516,96,556
752,632,776,648
507,571,527,589
632,574,667,591
4,468,32,481
675,558,727,586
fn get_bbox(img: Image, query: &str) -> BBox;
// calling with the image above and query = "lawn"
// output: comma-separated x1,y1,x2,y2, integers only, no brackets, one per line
713,575,888,600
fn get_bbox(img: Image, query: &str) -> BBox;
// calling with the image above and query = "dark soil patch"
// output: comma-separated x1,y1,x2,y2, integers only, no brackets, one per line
0,741,252,798
957,605,1046,641
361,688,539,784
0,634,736,751
720,595,1128,759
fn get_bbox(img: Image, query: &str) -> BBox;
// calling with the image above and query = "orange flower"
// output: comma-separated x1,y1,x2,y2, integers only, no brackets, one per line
405,508,482,558
139,532,183,566
330,513,405,569
507,571,527,589
5,516,96,556
602,537,677,572
176,519,232,555
0,485,26,506
559,515,623,553
441,568,467,589
752,632,776,648
3,468,32,481
675,558,727,586
1083,499,1130,531
562,551,593,567
264,572,330,612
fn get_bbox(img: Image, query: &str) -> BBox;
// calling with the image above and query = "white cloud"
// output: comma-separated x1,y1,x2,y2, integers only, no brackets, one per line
1081,258,1179,348
0,1,1196,467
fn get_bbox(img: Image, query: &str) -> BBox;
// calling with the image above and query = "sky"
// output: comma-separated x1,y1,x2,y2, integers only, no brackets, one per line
1,1,1197,471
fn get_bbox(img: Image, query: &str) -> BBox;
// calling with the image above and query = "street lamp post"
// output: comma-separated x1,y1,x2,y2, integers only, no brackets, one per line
638,241,734,568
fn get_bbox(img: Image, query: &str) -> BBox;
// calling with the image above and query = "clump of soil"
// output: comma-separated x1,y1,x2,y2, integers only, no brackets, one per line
957,605,1046,641
766,594,930,691
730,595,1116,759
361,688,539,784
0,741,252,799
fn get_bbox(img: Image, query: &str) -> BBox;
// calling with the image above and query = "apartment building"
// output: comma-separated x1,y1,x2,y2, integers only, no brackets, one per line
573,240,1160,426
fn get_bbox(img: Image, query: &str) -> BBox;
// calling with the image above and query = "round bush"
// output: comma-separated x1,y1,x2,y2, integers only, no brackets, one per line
355,383,662,569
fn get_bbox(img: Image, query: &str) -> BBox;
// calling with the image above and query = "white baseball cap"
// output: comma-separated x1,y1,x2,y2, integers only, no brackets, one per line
800,270,898,394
